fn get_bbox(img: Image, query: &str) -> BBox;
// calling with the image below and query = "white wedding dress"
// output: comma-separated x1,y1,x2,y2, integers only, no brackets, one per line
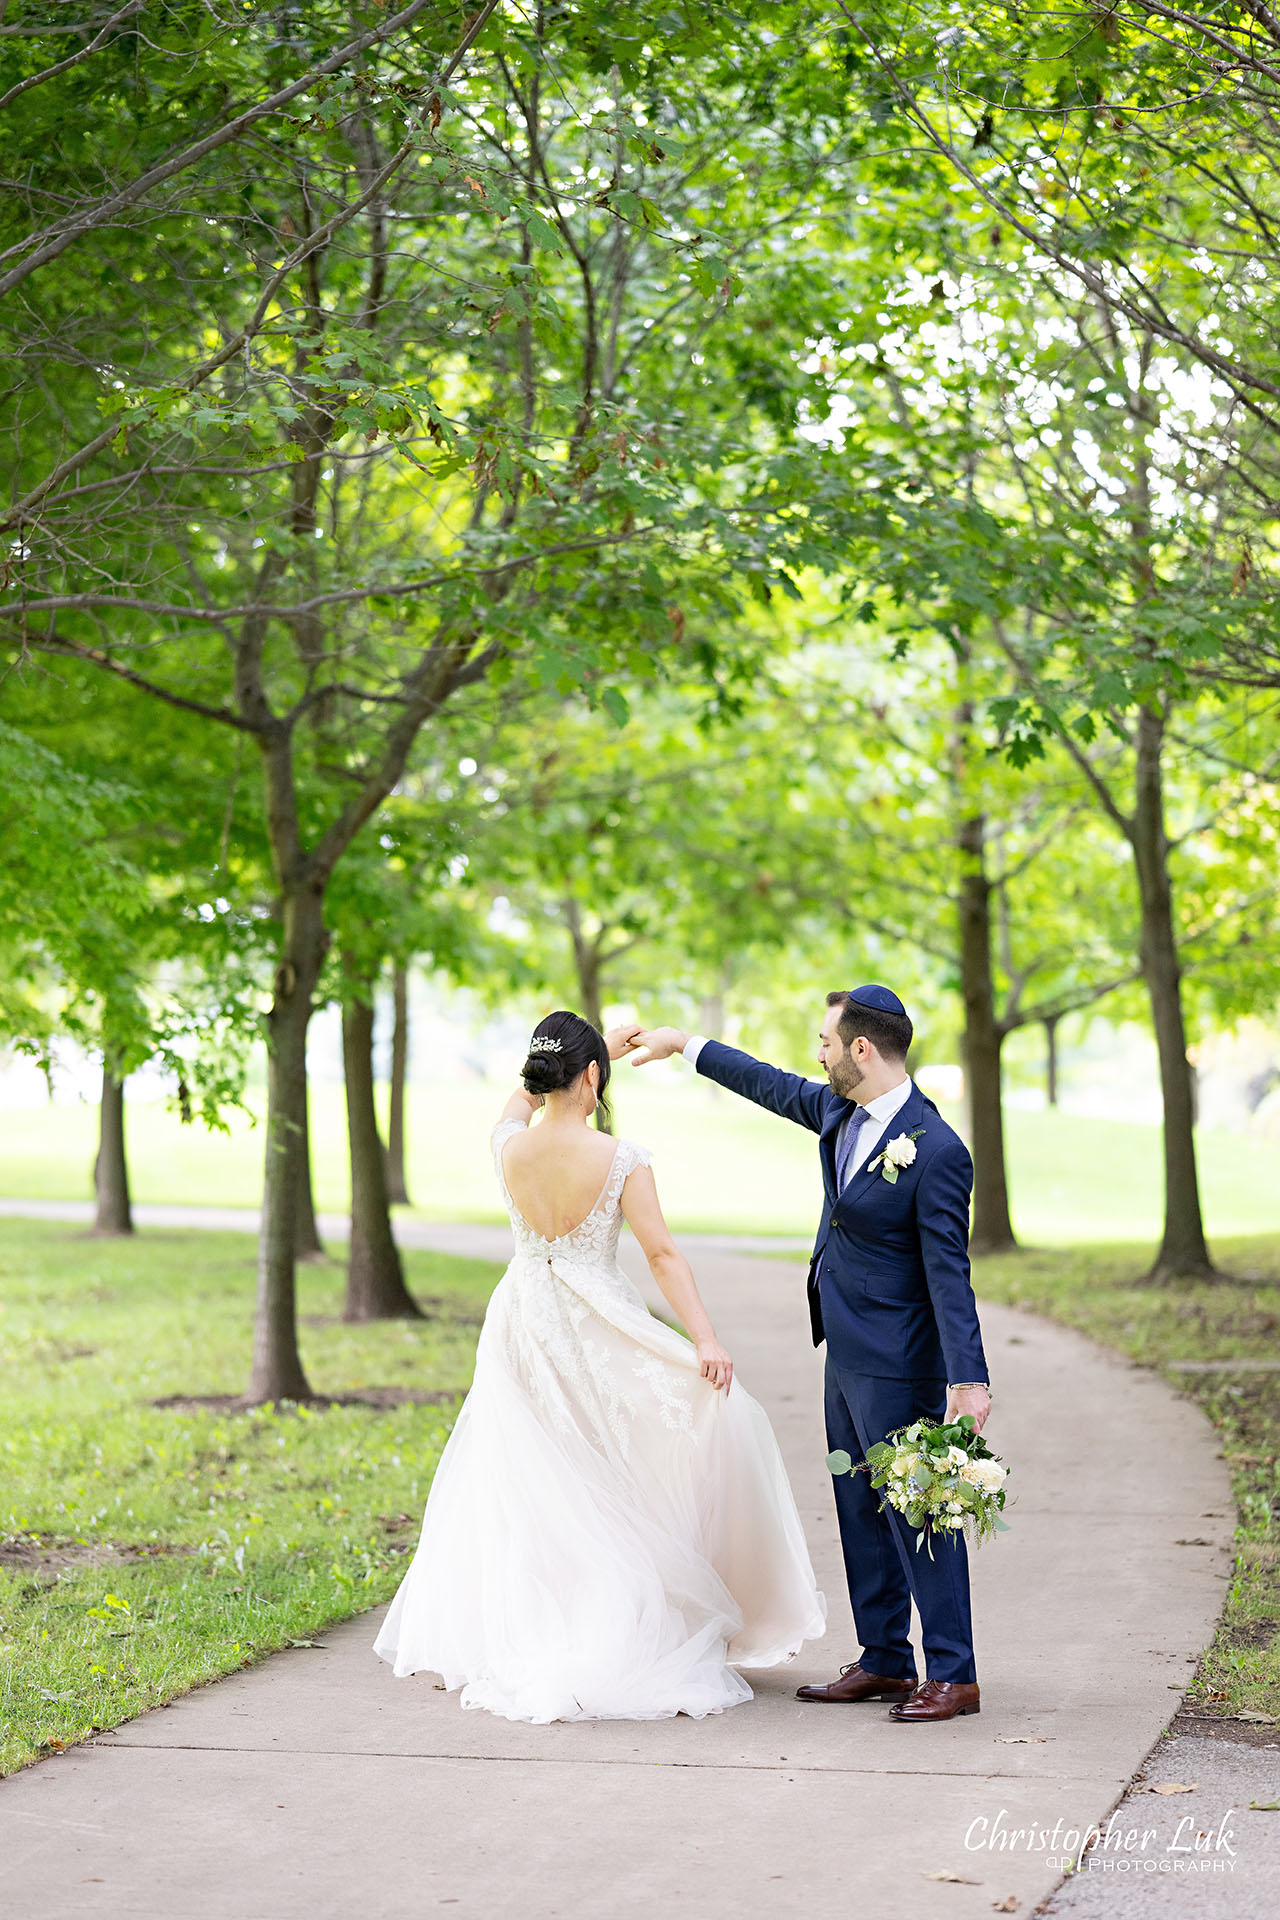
373,1119,825,1722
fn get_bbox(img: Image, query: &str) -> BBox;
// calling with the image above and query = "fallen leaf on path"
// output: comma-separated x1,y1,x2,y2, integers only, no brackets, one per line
1174,1538,1212,1547
1147,1782,1197,1795
992,1901,1020,1914
995,1735,1047,1744
923,1870,980,1883
1250,1801,1280,1812
1235,1710,1277,1724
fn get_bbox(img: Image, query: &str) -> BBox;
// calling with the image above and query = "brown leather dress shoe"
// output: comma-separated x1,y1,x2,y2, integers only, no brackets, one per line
796,1663,917,1704
888,1679,980,1721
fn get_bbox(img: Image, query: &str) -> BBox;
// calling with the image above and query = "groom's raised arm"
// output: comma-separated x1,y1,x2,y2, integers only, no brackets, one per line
634,1028,832,1134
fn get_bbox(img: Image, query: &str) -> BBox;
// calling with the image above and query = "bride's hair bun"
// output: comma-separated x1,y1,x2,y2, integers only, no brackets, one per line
521,1049,572,1096
521,1010,613,1123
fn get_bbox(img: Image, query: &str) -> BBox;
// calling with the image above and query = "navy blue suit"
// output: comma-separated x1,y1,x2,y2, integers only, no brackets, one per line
694,1040,988,1683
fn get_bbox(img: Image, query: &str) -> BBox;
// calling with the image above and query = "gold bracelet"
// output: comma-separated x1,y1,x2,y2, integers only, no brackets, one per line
948,1382,990,1393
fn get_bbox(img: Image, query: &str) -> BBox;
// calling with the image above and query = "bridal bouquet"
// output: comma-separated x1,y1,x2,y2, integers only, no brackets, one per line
827,1416,1009,1557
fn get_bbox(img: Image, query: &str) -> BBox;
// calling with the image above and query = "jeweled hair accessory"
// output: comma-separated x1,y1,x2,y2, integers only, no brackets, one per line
528,1035,563,1055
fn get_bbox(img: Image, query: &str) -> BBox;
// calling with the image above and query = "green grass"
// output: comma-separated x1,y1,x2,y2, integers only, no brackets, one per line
0,1220,500,1775
1,1074,1278,1243
974,1233,1280,1724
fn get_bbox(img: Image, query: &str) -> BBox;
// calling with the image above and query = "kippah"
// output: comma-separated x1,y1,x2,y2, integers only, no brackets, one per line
846,983,907,1017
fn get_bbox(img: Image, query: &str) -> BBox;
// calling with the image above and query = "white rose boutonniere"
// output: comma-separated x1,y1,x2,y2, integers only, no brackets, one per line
866,1126,925,1185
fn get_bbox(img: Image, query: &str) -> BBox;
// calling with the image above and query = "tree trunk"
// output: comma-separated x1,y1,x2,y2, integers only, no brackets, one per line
957,814,1018,1255
1045,1014,1061,1109
564,900,611,1133
294,1086,325,1261
249,885,327,1403
1132,702,1216,1280
93,1067,133,1236
384,961,411,1206
570,931,604,1031
342,989,422,1321
697,989,726,1041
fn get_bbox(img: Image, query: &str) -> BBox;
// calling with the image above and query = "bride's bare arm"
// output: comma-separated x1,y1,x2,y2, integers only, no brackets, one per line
497,1086,542,1126
620,1167,733,1395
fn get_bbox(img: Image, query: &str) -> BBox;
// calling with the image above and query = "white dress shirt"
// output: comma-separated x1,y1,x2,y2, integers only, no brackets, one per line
833,1076,913,1184
682,1036,911,1186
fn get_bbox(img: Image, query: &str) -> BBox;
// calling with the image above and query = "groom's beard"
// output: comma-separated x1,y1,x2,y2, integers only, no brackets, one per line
828,1053,865,1100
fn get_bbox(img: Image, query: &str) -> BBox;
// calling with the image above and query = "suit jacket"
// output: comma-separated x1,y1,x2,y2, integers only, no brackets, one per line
694,1040,989,1383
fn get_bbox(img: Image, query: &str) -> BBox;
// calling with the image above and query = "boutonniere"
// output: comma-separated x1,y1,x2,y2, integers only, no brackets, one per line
867,1127,925,1184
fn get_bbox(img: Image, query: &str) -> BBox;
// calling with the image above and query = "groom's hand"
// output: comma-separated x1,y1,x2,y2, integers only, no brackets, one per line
946,1385,992,1435
629,1026,692,1066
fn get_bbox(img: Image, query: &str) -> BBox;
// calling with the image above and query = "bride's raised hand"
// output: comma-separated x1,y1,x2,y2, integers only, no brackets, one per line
697,1337,733,1396
628,1025,692,1066
604,1022,647,1060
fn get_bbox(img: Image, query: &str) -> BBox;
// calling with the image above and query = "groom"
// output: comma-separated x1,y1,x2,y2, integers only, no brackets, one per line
635,987,991,1722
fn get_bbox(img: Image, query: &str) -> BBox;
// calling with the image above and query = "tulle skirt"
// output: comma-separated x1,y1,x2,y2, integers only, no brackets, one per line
373,1248,825,1722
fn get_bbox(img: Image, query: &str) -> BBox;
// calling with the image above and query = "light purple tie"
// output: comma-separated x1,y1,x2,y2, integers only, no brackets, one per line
835,1104,872,1190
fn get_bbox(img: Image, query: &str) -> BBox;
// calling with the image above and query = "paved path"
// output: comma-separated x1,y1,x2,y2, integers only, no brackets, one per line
0,1196,812,1258
0,1211,1248,1918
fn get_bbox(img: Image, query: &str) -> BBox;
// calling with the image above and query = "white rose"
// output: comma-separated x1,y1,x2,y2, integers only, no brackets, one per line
935,1514,963,1530
959,1462,985,1487
945,1445,969,1469
892,1452,917,1479
882,1133,918,1169
974,1459,1006,1493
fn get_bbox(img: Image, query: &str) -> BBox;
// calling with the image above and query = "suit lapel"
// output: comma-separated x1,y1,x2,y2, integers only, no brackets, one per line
819,1100,849,1201
836,1082,929,1209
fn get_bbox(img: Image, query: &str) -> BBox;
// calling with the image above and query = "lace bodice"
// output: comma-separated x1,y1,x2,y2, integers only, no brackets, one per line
492,1117,652,1266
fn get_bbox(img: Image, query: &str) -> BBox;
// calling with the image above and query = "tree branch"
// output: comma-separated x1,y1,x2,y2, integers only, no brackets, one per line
27,630,266,734
0,0,487,295
0,0,142,117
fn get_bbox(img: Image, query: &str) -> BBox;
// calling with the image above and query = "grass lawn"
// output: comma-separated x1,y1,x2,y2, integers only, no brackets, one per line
973,1233,1280,1726
0,1220,500,1775
1,1072,1278,1244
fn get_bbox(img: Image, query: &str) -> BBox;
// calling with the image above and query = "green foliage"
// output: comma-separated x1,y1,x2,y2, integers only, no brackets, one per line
458,685,817,1020
0,721,141,1051
0,675,268,1124
1,2,875,744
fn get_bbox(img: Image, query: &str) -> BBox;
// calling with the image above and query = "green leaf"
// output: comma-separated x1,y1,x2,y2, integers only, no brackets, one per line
826,1448,853,1475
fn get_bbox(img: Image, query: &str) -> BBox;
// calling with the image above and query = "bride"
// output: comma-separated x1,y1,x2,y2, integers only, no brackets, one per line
373,1010,825,1722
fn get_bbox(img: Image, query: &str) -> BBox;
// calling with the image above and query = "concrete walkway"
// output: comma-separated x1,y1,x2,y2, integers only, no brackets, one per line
0,1213,1245,1919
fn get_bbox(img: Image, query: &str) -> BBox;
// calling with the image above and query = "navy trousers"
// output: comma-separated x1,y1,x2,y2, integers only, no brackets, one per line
824,1362,977,1685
